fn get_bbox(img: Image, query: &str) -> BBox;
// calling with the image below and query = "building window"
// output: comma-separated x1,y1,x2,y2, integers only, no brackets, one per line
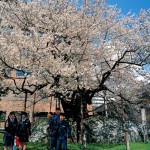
16,69,31,77
21,0,33,3
16,70,25,77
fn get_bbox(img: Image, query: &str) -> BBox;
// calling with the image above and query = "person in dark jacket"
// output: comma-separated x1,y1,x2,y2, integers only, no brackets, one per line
3,111,18,150
17,112,31,150
48,112,54,130
56,113,71,150
49,108,61,150
47,112,54,149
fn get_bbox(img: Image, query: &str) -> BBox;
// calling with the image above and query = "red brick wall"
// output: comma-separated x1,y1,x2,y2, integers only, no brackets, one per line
0,97,59,127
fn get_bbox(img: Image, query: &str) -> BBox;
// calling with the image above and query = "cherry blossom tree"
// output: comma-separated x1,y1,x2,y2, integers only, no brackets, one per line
0,0,149,142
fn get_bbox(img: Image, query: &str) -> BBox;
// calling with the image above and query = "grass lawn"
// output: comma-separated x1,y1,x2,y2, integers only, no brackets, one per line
0,132,150,150
0,132,3,140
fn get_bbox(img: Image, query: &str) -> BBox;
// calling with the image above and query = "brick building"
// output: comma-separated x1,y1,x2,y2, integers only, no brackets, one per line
0,69,93,128
0,67,63,127
0,95,59,128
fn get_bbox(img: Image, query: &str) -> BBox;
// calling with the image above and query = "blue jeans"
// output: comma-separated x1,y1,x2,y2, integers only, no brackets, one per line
56,139,67,150
50,137,57,150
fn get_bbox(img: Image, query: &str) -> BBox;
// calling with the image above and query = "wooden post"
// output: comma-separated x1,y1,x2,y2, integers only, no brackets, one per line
126,132,130,150
141,108,147,142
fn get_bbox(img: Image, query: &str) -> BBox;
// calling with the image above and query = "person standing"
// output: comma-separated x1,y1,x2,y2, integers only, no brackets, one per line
49,108,61,150
47,112,54,149
3,111,18,150
47,112,54,130
56,113,71,150
17,112,31,150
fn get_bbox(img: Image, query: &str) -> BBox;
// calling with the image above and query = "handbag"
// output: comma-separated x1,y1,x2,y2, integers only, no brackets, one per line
13,136,20,149
16,137,20,146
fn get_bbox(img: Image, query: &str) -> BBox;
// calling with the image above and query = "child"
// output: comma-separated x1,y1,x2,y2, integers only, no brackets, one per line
56,113,71,150
17,112,31,150
3,111,18,150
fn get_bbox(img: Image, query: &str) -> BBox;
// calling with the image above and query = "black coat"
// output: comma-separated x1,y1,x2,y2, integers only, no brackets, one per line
17,118,31,142
57,120,71,140
4,119,18,137
3,118,18,146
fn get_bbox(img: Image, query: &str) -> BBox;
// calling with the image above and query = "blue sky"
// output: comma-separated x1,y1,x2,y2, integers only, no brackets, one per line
108,0,150,72
78,0,150,71
108,0,150,15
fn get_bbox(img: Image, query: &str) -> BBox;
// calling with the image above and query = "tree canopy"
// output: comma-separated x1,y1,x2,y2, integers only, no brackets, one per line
0,0,149,118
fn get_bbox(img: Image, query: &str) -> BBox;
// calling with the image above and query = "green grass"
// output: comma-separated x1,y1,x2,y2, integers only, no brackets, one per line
0,131,4,149
75,143,150,150
0,132,150,150
0,133,3,140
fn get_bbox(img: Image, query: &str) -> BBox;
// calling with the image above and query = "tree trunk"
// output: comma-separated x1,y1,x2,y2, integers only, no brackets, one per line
50,96,53,112
77,119,82,143
24,92,28,111
122,110,126,143
32,93,36,122
121,98,126,144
